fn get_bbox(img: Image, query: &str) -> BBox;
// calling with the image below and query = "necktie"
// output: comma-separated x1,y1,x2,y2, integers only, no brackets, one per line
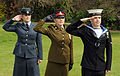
26,24,29,29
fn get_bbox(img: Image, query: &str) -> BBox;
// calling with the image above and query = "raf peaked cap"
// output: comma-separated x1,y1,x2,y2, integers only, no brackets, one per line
87,9,103,16
20,8,33,15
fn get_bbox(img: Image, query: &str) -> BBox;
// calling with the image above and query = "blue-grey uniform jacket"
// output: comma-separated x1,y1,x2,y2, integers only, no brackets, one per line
3,19,43,59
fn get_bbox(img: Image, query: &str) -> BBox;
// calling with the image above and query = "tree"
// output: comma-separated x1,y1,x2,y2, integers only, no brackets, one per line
1,0,120,30
0,1,6,21
0,0,18,21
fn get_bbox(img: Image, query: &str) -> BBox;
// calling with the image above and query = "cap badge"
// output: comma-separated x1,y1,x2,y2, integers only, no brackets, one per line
27,11,29,14
56,11,65,16
59,11,62,15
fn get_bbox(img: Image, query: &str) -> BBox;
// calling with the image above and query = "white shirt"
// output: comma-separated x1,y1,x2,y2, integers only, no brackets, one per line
24,21,31,26
94,28,103,38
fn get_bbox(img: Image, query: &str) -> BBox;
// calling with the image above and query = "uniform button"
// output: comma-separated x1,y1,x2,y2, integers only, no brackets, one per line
26,39,28,41
62,38,64,40
25,44,27,45
62,42,64,44
26,35,28,37
62,48,64,50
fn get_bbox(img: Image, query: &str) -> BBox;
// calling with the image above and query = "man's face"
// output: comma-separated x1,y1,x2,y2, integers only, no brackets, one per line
22,14,31,23
90,15,101,26
54,17,65,26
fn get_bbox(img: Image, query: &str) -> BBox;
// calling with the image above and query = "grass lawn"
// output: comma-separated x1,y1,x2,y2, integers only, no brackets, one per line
0,22,120,76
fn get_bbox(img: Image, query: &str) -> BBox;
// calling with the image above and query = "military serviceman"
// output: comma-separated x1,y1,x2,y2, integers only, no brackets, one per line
66,9,112,76
33,9,73,76
3,8,43,76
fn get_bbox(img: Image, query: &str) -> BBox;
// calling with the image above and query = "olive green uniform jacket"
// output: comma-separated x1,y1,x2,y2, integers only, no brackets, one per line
33,19,73,65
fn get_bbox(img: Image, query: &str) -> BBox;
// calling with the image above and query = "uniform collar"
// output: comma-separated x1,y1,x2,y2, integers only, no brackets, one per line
86,24,108,38
86,24,107,32
55,25,65,31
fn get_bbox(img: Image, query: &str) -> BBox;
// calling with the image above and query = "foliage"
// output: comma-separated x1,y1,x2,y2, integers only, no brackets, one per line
1,0,120,30
0,2,6,21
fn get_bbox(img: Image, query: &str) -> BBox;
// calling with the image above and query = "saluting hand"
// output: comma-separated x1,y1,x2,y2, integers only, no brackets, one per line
12,15,22,22
80,16,97,22
80,18,91,22
43,14,54,22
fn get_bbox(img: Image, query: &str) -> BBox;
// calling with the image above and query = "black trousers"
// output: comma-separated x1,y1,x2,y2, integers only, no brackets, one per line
82,67,105,76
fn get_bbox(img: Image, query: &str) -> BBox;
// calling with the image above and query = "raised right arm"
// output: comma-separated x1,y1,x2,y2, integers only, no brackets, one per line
3,15,22,32
66,18,91,36
66,20,83,36
33,19,50,35
2,19,16,32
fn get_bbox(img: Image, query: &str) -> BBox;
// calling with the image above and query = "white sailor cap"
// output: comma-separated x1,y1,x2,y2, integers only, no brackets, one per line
87,9,103,16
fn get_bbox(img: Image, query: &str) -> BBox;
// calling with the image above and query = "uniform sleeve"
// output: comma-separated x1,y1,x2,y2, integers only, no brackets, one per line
2,19,16,32
106,31,112,70
36,33,43,60
33,19,50,35
66,20,84,37
70,36,74,64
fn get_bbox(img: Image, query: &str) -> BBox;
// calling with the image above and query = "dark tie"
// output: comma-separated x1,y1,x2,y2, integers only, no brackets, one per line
26,24,29,29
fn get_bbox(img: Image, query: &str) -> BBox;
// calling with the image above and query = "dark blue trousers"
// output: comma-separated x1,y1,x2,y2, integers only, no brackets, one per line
82,67,105,76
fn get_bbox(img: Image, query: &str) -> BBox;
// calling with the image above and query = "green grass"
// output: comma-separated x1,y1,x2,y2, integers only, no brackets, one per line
0,22,120,76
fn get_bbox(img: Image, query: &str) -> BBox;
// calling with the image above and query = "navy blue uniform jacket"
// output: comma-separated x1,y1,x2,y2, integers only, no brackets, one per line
3,19,43,59
66,20,112,71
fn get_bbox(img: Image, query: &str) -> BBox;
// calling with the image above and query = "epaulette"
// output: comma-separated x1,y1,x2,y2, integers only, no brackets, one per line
105,31,109,38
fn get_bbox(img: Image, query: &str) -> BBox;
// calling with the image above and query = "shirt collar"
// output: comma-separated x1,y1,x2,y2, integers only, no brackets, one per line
24,21,31,26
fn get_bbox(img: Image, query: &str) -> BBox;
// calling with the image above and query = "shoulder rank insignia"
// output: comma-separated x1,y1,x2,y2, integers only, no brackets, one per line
106,31,109,38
